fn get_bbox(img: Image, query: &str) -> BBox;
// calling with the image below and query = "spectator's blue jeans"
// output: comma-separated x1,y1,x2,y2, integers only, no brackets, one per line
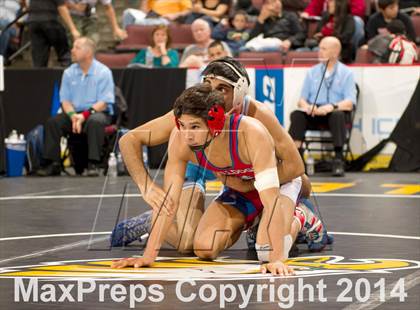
0,19,17,56
352,16,365,49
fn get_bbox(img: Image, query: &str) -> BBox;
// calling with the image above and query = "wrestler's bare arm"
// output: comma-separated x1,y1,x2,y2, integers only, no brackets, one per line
119,111,176,209
142,130,190,262
250,99,305,183
111,130,191,269
238,117,290,263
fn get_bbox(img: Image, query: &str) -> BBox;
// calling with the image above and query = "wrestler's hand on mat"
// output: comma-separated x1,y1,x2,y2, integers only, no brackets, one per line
261,261,295,276
141,182,175,215
215,172,255,192
111,256,154,269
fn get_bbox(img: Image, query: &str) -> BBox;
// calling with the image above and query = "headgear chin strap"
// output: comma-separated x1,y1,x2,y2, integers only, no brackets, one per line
188,136,213,152
202,60,249,110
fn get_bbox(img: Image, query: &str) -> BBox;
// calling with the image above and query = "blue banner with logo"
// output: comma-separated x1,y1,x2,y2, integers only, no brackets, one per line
255,69,284,125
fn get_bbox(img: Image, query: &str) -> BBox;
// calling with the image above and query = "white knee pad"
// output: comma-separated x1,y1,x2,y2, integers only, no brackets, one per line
255,234,293,262
280,176,302,204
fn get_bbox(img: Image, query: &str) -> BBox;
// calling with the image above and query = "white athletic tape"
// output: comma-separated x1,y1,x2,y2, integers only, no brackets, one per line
284,234,293,259
280,176,302,204
254,168,280,193
255,243,271,262
255,234,293,262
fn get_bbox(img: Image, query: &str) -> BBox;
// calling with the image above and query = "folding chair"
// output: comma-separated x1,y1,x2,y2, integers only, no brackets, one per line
303,84,360,164
64,86,128,175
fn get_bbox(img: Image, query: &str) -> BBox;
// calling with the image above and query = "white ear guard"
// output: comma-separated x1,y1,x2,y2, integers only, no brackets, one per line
202,61,249,109
222,61,249,109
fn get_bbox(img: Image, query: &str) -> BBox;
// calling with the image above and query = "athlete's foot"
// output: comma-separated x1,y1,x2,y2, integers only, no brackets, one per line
294,202,332,252
110,210,152,247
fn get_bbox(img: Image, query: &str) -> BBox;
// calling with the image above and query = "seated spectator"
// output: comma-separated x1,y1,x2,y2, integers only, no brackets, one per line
288,36,357,177
245,0,305,52
66,0,127,43
366,0,416,42
301,0,365,18
306,0,355,63
27,0,81,67
123,0,192,27
0,0,23,58
37,37,115,177
368,19,418,64
212,10,251,55
207,39,229,61
185,0,230,26
301,0,365,49
130,25,179,68
180,18,231,68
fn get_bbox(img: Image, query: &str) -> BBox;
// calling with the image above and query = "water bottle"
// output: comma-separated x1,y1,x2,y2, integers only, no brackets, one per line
306,154,315,176
9,130,18,142
142,145,149,169
116,153,125,176
108,152,117,178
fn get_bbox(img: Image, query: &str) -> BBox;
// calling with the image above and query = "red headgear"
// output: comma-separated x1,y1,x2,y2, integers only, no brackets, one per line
175,104,226,137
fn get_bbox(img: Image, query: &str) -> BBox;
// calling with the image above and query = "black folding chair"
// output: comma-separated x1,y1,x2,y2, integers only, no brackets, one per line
303,84,360,163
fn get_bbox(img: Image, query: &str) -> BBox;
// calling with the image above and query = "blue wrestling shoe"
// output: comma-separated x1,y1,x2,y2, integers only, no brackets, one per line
308,233,334,251
295,200,334,252
110,210,152,247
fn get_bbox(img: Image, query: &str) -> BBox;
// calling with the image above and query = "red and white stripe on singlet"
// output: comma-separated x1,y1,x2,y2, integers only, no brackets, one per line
194,114,255,180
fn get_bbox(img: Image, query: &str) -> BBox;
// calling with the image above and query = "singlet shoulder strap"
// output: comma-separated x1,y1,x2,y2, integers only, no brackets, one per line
229,114,248,166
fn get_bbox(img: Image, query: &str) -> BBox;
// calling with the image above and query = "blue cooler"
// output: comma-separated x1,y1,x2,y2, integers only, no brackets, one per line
5,135,26,177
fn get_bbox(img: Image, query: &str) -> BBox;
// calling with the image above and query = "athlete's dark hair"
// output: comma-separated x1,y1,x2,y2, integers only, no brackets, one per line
173,83,225,120
202,56,250,85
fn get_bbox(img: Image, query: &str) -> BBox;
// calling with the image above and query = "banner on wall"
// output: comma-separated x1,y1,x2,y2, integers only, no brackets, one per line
255,68,284,125
188,65,419,155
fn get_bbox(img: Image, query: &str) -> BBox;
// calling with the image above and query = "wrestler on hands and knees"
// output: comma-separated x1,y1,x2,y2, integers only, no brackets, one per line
110,57,332,253
112,84,300,274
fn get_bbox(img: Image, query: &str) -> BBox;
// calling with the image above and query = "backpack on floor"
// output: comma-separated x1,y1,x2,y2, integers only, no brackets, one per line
25,125,44,175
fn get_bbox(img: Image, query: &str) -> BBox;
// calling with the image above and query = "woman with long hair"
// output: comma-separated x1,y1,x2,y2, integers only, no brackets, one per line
314,0,355,62
131,25,179,67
